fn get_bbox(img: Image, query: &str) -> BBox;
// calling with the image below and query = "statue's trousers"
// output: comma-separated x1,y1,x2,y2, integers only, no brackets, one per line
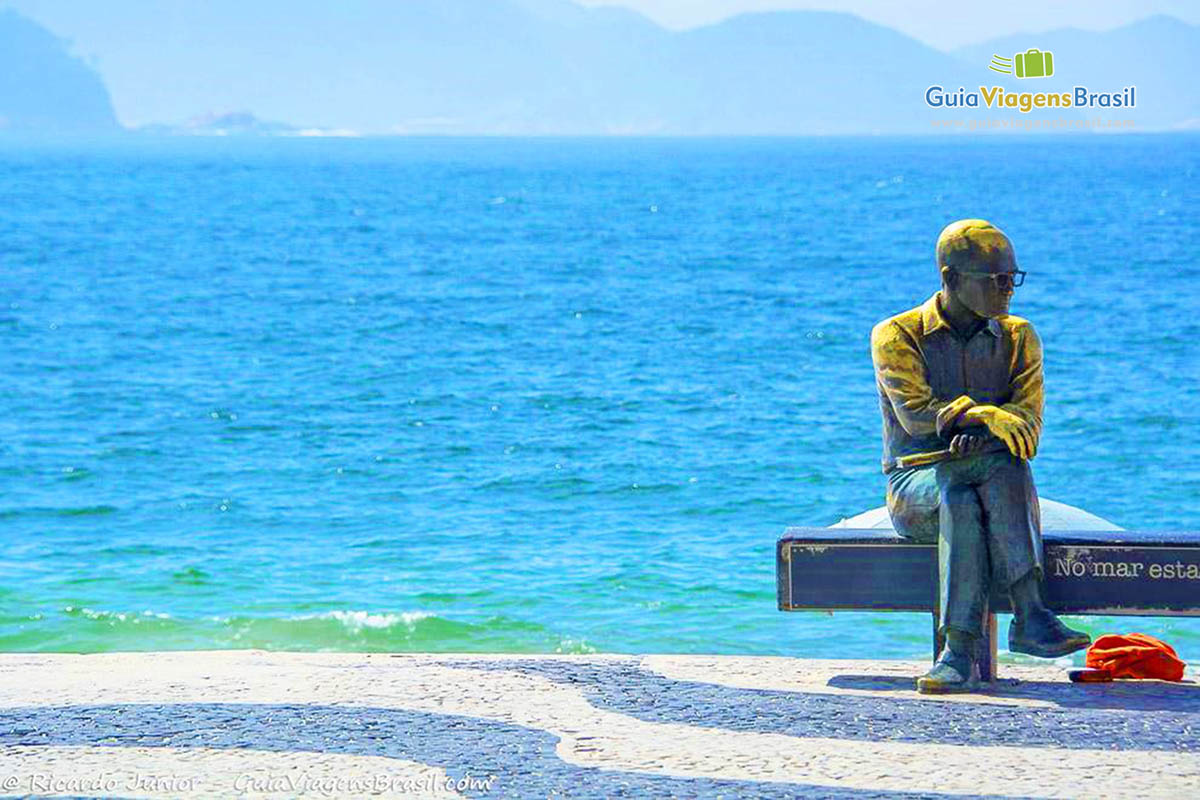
886,451,1043,638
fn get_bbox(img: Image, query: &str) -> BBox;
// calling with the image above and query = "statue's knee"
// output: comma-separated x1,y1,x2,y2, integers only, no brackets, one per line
942,449,1024,485
964,449,1017,469
889,496,939,543
939,484,984,523
985,451,1034,483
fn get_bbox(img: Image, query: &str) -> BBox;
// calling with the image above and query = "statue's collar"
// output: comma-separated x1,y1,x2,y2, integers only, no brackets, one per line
922,293,1002,338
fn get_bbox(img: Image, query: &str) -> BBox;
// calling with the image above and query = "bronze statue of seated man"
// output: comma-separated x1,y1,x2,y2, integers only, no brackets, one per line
870,219,1090,693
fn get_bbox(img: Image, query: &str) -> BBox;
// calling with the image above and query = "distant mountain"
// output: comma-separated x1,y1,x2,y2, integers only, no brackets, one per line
1,0,677,134
0,1,972,134
0,9,118,133
136,110,362,138
669,11,970,134
137,111,297,137
955,15,1200,130
2,1,1197,134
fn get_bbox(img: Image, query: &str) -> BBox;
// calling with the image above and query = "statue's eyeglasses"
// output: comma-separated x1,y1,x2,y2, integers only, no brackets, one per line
955,269,1026,290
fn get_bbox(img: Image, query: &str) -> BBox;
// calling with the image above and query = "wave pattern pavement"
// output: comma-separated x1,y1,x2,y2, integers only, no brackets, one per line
0,651,1197,798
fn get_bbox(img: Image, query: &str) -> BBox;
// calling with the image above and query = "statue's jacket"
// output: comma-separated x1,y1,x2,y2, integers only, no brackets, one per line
870,292,1044,474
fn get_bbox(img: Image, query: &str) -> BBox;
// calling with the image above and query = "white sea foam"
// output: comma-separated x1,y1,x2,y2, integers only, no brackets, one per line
297,610,434,631
64,606,171,623
288,128,360,138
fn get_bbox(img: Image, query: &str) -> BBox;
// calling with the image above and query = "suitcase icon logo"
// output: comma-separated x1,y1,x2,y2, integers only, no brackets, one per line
989,49,1055,79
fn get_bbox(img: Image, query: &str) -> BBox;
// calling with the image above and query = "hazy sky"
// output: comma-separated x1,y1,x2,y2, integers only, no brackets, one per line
579,0,1200,49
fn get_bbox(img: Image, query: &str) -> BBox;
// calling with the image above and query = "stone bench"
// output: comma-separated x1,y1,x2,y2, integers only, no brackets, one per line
776,527,1200,681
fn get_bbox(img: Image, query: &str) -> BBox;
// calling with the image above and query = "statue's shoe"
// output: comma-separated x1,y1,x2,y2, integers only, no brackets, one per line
916,651,980,694
1009,610,1091,658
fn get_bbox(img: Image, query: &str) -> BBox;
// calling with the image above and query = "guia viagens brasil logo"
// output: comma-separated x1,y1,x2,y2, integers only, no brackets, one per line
925,48,1135,113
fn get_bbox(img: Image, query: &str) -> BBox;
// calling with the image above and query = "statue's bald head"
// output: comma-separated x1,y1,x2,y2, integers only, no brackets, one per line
935,219,1016,274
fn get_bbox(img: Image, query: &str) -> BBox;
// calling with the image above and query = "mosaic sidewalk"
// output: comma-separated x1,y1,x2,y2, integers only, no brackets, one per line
1,651,1198,798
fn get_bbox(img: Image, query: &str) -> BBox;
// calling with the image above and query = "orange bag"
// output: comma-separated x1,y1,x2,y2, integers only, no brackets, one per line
1085,633,1186,681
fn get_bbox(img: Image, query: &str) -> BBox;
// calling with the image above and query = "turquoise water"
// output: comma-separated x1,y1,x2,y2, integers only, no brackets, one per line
1,135,1198,665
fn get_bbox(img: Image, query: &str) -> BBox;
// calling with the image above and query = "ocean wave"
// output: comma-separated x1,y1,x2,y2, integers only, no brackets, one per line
0,504,118,519
12,607,598,655
293,610,434,631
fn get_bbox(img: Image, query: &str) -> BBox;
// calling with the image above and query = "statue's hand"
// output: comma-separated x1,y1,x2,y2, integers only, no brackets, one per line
963,405,1037,460
948,433,986,457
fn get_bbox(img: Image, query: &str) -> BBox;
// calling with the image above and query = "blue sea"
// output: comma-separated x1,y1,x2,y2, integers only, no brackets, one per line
1,135,1198,666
